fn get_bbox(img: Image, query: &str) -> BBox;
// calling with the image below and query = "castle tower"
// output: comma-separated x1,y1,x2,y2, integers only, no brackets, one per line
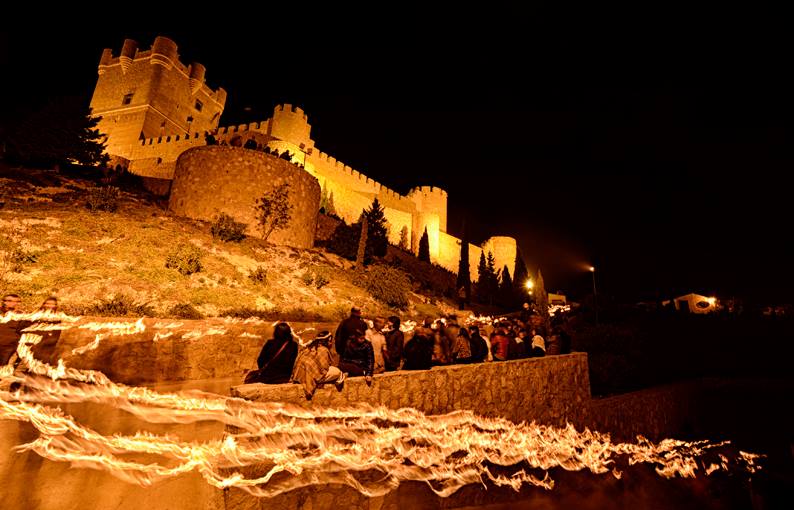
407,186,448,260
265,104,315,163
90,36,227,164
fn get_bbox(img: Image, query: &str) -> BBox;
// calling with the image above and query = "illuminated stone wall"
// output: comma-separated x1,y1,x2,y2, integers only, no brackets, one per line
232,353,591,427
169,146,320,249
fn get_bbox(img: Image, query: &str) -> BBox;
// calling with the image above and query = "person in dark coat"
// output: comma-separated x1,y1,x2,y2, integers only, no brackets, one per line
403,326,434,370
30,297,62,365
468,325,489,363
334,306,367,361
384,316,404,371
339,330,374,381
1,294,28,365
253,322,299,384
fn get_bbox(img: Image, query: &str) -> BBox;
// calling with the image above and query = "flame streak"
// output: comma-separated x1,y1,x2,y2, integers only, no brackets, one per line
0,314,763,498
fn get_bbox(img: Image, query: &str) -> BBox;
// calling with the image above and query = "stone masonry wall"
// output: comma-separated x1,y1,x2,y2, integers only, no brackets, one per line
49,318,337,385
232,353,591,427
169,146,321,248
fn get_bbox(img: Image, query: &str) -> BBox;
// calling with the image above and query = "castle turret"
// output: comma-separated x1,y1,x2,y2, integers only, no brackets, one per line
90,36,226,162
150,36,178,68
119,38,138,73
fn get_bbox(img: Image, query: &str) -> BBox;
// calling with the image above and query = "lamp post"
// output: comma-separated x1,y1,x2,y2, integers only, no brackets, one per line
589,266,598,325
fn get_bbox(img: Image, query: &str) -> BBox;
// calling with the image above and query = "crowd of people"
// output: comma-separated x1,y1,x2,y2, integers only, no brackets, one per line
248,305,573,399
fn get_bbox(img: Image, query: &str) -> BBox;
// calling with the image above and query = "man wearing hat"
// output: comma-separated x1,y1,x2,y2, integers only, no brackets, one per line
290,331,346,399
334,305,367,361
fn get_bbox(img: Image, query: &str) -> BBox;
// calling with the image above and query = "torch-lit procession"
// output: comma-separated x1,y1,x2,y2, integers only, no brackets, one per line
2,18,793,510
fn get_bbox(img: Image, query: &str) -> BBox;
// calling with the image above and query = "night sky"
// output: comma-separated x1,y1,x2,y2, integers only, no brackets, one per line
2,14,792,304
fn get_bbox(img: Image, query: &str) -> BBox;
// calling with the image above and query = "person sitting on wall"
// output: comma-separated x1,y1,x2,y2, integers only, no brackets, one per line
403,324,434,370
384,316,404,371
246,322,299,384
290,331,346,399
339,329,374,383
468,325,489,363
29,296,62,366
529,328,546,358
431,319,452,366
334,306,368,362
365,317,388,374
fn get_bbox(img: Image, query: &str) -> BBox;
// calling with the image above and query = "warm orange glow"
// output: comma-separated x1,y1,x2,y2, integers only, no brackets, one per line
0,312,762,498
589,266,595,272
525,279,534,290
707,297,716,305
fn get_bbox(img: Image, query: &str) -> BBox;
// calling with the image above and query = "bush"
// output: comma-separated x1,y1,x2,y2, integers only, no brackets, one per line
314,270,330,289
210,213,247,242
221,307,268,320
165,243,203,275
85,186,120,212
362,264,411,309
0,241,38,273
300,270,314,286
326,221,361,261
249,266,267,285
83,294,155,317
299,267,331,289
166,303,204,320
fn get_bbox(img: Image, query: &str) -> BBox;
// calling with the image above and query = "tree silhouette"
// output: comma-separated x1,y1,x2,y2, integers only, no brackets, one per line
456,221,471,302
6,96,109,169
418,228,431,262
356,216,368,269
363,197,389,257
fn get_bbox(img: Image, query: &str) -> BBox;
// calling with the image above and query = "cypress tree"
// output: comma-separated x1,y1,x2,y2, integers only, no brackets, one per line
456,221,471,301
418,227,431,262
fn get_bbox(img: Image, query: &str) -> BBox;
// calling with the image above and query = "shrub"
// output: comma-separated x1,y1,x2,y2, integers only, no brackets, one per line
300,271,314,286
326,221,361,261
221,307,268,320
85,186,120,212
83,294,155,317
249,266,268,285
166,303,204,320
362,264,411,309
314,269,330,289
165,243,203,275
210,213,247,242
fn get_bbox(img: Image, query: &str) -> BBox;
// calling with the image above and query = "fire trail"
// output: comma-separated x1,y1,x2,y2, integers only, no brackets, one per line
0,313,762,498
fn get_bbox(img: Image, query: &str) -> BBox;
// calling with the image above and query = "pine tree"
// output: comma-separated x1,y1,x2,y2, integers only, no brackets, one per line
475,251,496,304
418,227,430,262
512,249,529,306
6,96,109,169
398,226,409,250
534,268,551,333
356,216,368,269
499,265,513,307
456,221,471,302
363,197,389,257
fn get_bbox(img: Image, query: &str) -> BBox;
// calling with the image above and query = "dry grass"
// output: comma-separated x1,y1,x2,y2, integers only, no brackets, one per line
0,168,453,320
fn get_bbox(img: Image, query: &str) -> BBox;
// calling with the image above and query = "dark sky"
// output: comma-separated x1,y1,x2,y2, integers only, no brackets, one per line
2,12,792,303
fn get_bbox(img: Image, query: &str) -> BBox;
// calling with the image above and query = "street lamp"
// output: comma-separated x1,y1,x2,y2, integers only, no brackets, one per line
589,266,598,325
525,279,533,295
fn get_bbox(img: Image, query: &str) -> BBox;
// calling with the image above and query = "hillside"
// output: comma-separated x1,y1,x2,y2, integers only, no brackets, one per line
0,166,456,321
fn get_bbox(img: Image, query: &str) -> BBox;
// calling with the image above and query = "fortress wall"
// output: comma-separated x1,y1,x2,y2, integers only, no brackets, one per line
169,146,320,248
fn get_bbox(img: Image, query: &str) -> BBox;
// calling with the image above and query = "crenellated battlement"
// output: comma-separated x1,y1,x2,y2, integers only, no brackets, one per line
96,36,226,105
274,103,308,121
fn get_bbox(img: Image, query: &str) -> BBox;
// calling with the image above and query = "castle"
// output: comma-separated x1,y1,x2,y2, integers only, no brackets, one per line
89,36,518,281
